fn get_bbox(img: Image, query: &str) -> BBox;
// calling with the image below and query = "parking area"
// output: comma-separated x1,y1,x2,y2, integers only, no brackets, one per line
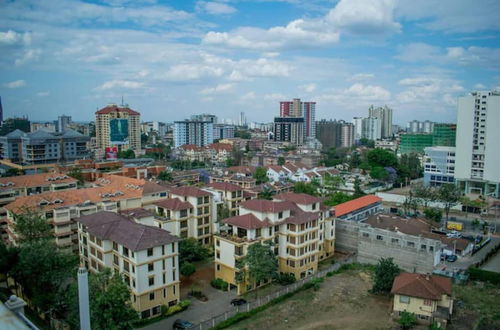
436,236,500,271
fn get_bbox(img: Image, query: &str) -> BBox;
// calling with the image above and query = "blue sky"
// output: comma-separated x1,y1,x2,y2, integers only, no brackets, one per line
1,0,499,125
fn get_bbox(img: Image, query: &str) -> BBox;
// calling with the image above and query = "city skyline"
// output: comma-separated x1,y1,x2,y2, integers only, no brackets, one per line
1,0,499,123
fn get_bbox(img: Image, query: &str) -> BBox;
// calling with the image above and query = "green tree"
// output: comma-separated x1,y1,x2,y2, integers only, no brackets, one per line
4,168,25,177
141,132,148,145
234,130,251,139
179,238,210,265
157,171,173,182
424,208,442,223
66,268,138,330
411,183,437,208
365,148,397,168
180,262,196,277
359,138,375,148
225,158,235,167
293,182,317,196
13,210,52,244
437,184,462,221
0,241,19,284
277,157,285,166
353,177,365,198
371,257,400,294
68,168,84,185
253,167,269,184
370,166,389,181
258,187,273,200
403,190,421,216
217,204,232,222
323,173,344,192
117,149,135,159
398,153,422,180
324,192,353,206
399,311,417,330
240,243,277,289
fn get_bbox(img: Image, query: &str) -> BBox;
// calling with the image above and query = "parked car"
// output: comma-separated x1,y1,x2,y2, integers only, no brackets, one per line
446,255,458,262
230,298,247,306
173,319,194,330
447,230,462,238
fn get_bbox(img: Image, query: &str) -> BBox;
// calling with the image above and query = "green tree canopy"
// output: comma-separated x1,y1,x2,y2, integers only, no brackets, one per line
253,167,269,184
437,184,462,221
353,177,365,198
180,262,196,277
240,243,278,286
13,210,52,245
68,168,84,184
293,182,318,196
157,171,173,182
277,157,285,166
370,166,389,181
365,148,397,168
179,238,210,265
117,149,135,159
399,311,417,330
324,192,353,206
371,257,400,294
234,130,251,139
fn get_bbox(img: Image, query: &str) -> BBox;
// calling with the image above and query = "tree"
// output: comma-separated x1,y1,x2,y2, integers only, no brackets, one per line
437,184,462,221
324,192,353,206
277,157,285,166
424,208,442,223
399,311,417,330
234,130,251,139
225,158,235,167
403,190,421,216
370,166,389,181
180,262,196,277
371,257,400,294
258,187,273,200
353,177,365,198
253,167,269,184
217,204,231,222
411,184,437,208
66,268,138,329
0,241,19,283
157,171,173,182
398,153,422,180
117,149,135,159
359,138,375,148
179,238,210,265
13,210,52,244
4,168,25,177
68,168,84,185
323,173,344,192
293,182,317,196
365,148,397,168
240,243,277,288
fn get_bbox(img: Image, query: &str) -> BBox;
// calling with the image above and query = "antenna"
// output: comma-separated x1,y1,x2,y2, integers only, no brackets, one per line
121,96,124,107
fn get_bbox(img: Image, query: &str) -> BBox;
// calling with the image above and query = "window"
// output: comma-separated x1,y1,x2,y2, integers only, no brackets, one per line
362,232,369,238
162,273,166,284
376,235,383,241
278,212,283,219
407,241,415,248
149,292,155,301
172,270,176,281
424,299,432,306
391,238,399,244
216,264,220,271
399,295,410,304
256,228,261,238
122,246,129,257
113,242,118,251
216,251,220,259
148,277,155,286
147,248,154,257
113,255,119,265
148,263,154,272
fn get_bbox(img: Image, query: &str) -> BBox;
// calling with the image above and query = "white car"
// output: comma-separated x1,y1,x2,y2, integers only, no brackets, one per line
446,230,462,238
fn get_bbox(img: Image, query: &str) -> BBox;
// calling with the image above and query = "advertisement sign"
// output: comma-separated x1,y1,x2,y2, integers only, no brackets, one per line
110,118,129,144
105,146,118,160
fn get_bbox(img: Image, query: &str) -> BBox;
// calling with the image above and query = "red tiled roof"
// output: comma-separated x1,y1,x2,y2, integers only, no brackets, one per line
240,199,292,213
180,144,202,151
334,195,382,217
154,198,193,211
95,105,140,115
0,172,77,190
169,186,211,197
266,165,285,173
391,273,452,300
285,211,320,225
227,166,257,174
207,182,242,192
223,213,270,229
206,143,232,152
274,192,322,205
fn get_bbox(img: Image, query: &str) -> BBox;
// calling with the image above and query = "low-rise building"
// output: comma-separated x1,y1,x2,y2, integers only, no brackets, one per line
391,272,453,327
76,211,180,319
423,147,456,187
334,195,383,221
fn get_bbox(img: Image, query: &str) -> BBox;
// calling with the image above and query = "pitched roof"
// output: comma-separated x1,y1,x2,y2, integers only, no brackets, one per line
142,181,168,194
180,144,202,151
334,195,382,217
266,165,285,173
95,105,140,115
240,199,292,213
223,213,270,229
0,172,77,189
119,208,153,218
285,211,320,225
154,198,193,211
5,129,26,138
76,211,178,251
206,143,232,152
274,192,322,205
207,182,242,192
391,273,452,300
169,186,210,197
227,166,257,174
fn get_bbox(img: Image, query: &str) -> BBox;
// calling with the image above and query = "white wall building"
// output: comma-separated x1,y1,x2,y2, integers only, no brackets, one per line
423,146,456,187
362,117,381,141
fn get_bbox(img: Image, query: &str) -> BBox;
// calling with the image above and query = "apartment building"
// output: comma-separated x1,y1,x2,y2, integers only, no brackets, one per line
423,147,456,187
76,211,180,319
273,117,305,146
3,175,167,252
152,187,214,245
95,104,141,152
214,193,335,295
368,105,393,138
362,117,382,141
455,90,500,197
173,120,214,148
206,182,244,217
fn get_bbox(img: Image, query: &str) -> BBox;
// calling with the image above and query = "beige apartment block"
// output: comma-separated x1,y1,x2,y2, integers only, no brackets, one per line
95,104,141,152
77,211,180,319
206,182,244,216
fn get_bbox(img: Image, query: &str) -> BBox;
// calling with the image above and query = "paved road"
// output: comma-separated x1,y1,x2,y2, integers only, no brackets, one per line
143,285,236,330
437,236,500,271
481,244,500,273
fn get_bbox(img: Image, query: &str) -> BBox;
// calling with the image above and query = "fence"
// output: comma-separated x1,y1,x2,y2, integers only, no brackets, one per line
192,255,355,330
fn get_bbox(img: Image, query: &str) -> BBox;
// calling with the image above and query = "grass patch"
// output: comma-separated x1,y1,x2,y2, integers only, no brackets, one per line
454,282,500,328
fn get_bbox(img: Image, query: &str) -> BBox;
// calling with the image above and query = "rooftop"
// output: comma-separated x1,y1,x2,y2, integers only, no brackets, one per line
95,104,140,115
207,182,243,192
0,172,77,190
169,186,211,197
274,192,322,205
391,272,452,300
240,199,292,213
334,195,382,217
154,198,193,211
224,213,271,230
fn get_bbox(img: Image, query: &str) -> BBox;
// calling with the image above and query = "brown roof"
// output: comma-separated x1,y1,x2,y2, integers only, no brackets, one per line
0,172,77,190
119,208,153,218
285,211,320,225
142,181,168,194
227,166,257,175
207,182,242,192
223,213,270,229
154,198,193,211
206,143,232,152
77,211,178,251
240,199,292,213
266,165,285,173
335,195,382,217
274,192,322,205
95,105,140,115
169,186,211,197
180,144,202,151
391,273,452,300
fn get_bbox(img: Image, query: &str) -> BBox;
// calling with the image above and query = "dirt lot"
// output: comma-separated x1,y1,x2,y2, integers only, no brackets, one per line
180,259,215,298
228,267,395,330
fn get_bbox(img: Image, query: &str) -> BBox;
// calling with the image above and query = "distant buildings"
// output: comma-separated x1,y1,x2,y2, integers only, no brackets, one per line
315,119,354,149
407,120,434,134
352,117,363,142
0,117,30,136
191,113,217,124
95,104,141,152
280,98,316,138
213,124,235,140
455,90,500,197
368,105,393,138
399,123,456,154
362,117,382,141
423,146,456,187
0,96,3,124
56,115,72,133
173,120,214,148
273,117,304,146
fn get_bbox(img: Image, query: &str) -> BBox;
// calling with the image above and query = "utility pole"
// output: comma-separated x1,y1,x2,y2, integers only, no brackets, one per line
78,267,91,330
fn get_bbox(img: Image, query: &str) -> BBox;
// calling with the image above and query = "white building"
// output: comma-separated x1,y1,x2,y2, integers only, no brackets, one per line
368,105,393,138
362,117,381,141
352,117,363,142
173,120,214,148
455,90,500,197
423,147,456,187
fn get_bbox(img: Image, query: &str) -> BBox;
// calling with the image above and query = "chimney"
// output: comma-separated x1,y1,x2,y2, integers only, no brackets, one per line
78,267,91,330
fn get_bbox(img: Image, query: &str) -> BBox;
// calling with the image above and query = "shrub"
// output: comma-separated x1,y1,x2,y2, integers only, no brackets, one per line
399,311,417,329
326,271,334,277
275,273,296,285
424,208,442,223
468,268,500,285
180,262,196,277
211,278,229,291
303,277,324,291
161,305,169,316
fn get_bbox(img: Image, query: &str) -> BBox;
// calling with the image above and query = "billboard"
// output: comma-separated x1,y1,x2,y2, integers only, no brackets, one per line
105,146,118,160
110,118,129,144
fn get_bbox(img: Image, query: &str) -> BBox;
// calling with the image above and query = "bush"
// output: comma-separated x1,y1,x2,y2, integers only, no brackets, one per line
424,207,442,223
180,262,196,277
275,273,296,285
399,311,417,329
326,271,334,277
303,277,324,291
468,268,500,285
211,278,229,291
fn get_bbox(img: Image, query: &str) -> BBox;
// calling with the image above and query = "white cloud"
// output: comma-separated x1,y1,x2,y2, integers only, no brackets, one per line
97,80,144,90
37,91,50,97
397,77,464,104
3,80,26,88
200,83,233,95
164,64,224,81
299,83,316,93
240,91,256,101
15,49,41,66
196,1,237,15
474,83,486,89
327,0,401,34
343,83,391,101
0,30,31,46
264,93,286,101
348,73,375,82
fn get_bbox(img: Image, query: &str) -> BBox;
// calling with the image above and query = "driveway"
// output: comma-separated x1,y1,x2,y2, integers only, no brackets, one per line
436,236,500,271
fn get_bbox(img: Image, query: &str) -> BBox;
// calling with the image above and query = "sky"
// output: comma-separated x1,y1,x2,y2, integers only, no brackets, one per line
1,0,499,125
